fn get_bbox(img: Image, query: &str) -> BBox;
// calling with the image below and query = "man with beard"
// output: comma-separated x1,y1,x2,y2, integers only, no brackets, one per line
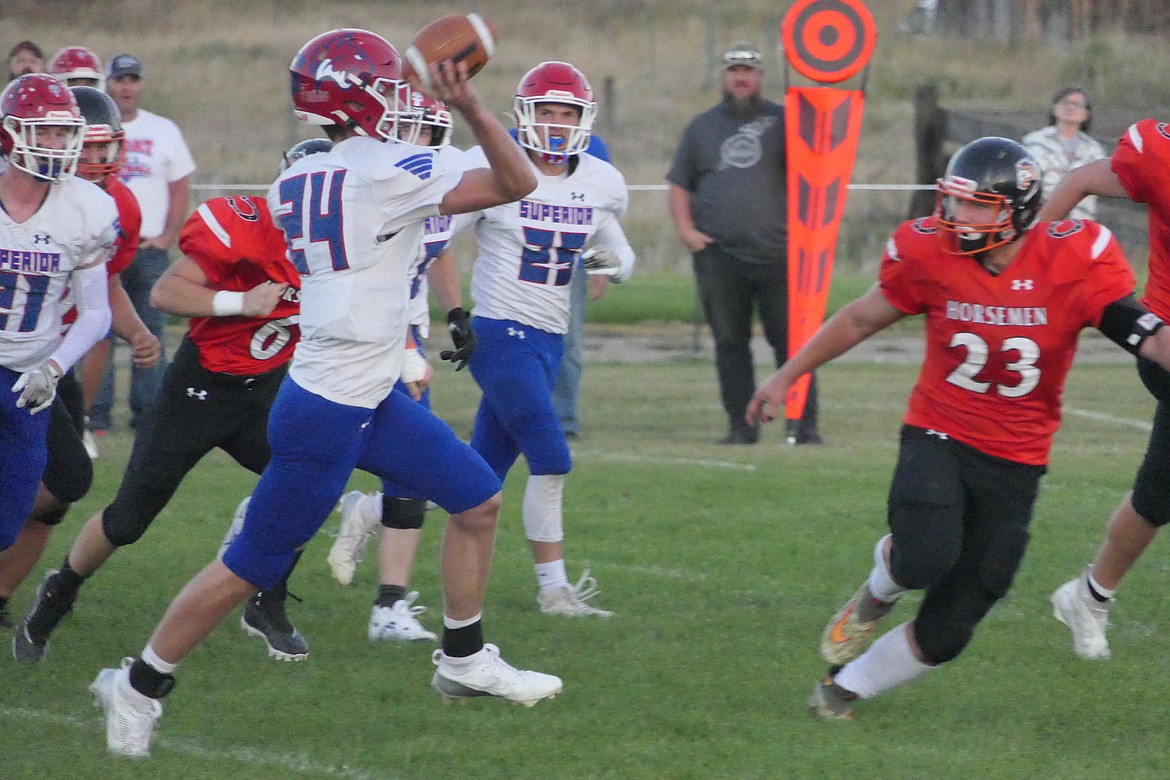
667,41,819,446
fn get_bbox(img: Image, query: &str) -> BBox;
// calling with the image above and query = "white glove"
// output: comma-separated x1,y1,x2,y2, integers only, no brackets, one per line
400,348,428,384
12,361,63,415
581,246,622,278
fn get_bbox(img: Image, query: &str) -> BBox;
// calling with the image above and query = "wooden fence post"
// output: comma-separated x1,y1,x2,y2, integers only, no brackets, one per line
910,82,945,218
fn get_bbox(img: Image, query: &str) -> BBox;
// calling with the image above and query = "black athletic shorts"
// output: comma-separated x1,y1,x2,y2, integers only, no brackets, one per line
102,336,287,540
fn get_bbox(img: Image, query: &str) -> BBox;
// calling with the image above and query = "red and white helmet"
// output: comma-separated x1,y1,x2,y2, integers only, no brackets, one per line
513,61,596,163
289,28,417,143
48,46,105,89
0,74,85,182
405,90,453,148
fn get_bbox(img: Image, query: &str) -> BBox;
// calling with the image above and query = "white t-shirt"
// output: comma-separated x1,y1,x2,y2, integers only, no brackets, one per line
0,177,118,372
466,150,630,334
268,136,462,408
119,108,197,239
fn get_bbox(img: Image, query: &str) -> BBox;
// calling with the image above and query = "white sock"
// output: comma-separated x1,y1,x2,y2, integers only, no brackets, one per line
535,559,569,592
833,622,932,699
868,534,907,603
443,612,481,630
141,644,177,675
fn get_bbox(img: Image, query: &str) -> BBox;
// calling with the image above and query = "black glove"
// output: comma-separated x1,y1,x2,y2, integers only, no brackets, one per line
440,307,476,371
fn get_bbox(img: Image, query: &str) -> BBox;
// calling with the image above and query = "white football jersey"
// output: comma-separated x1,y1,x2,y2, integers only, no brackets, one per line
0,177,117,372
465,150,629,334
406,146,472,334
268,136,462,407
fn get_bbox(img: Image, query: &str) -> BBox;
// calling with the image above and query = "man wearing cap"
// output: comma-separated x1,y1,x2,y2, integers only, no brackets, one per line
667,41,820,446
91,54,196,434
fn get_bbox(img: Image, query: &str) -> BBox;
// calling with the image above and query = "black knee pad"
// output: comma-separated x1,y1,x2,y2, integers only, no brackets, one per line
34,505,71,527
381,496,427,530
915,526,1028,665
101,503,151,547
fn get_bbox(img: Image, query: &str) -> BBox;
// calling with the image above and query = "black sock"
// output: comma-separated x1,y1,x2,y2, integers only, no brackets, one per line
376,584,407,608
1085,577,1111,603
129,657,176,699
54,558,85,601
442,620,484,658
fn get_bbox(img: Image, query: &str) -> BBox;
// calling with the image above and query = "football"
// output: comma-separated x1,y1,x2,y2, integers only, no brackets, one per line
403,13,499,91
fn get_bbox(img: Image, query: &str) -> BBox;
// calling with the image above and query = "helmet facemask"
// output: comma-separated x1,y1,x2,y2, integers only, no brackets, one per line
3,115,85,182
935,184,1018,255
514,98,594,165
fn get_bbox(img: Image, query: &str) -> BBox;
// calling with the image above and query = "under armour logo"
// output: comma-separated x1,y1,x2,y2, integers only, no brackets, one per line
925,429,949,440
570,192,585,202
507,327,526,339
1011,279,1034,290
186,387,208,400
33,233,51,245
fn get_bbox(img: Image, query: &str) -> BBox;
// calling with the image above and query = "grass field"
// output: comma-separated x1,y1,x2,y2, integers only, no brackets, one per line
2,345,1169,779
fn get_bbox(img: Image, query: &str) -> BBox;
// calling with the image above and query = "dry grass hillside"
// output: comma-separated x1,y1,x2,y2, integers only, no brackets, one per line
6,0,1169,270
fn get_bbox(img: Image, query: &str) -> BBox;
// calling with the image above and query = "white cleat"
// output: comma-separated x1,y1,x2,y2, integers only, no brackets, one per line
537,569,614,617
90,657,163,757
1051,575,1112,660
431,644,562,707
219,496,251,559
327,491,379,586
82,429,99,460
369,592,438,643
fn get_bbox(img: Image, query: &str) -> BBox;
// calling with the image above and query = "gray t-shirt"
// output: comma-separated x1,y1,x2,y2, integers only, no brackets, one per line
667,99,787,264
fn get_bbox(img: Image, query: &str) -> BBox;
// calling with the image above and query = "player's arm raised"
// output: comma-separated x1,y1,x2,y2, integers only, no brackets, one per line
1036,158,1128,222
424,61,536,215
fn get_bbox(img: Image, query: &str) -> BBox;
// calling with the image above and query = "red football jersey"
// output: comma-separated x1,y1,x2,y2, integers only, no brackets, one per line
60,177,142,329
880,216,1136,465
179,196,301,375
1112,119,1170,320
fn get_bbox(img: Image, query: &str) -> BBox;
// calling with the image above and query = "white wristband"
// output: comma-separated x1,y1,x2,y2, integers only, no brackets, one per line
400,348,427,383
212,290,246,317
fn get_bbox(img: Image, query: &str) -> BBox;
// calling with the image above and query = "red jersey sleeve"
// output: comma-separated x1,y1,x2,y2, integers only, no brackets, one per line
1111,119,1170,319
879,217,939,315
105,178,141,276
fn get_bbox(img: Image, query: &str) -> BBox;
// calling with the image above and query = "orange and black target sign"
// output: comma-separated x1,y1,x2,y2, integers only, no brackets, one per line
781,0,876,83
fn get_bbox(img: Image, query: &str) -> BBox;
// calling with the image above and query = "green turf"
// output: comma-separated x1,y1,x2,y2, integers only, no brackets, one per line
2,354,1165,779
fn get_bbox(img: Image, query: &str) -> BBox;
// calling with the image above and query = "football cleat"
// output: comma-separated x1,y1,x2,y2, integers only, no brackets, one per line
219,495,250,559
820,582,897,665
327,491,379,586
241,591,309,661
431,644,562,706
368,592,438,642
1051,572,1112,660
808,668,858,720
537,569,614,617
90,657,163,757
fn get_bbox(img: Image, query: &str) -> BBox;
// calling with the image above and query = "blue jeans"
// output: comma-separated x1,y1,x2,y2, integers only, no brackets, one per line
551,266,587,435
89,245,170,429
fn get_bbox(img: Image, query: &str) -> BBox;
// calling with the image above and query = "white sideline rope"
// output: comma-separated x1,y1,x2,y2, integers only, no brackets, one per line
191,182,936,193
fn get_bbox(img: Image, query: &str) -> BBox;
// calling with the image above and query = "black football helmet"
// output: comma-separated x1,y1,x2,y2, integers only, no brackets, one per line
936,136,1042,255
281,137,333,171
70,86,123,182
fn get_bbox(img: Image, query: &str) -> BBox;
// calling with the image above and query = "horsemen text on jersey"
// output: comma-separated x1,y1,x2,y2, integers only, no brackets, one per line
945,301,1049,327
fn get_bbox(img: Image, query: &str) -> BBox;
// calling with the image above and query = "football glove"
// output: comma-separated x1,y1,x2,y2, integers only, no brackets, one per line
12,360,63,415
581,246,622,279
440,307,476,371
